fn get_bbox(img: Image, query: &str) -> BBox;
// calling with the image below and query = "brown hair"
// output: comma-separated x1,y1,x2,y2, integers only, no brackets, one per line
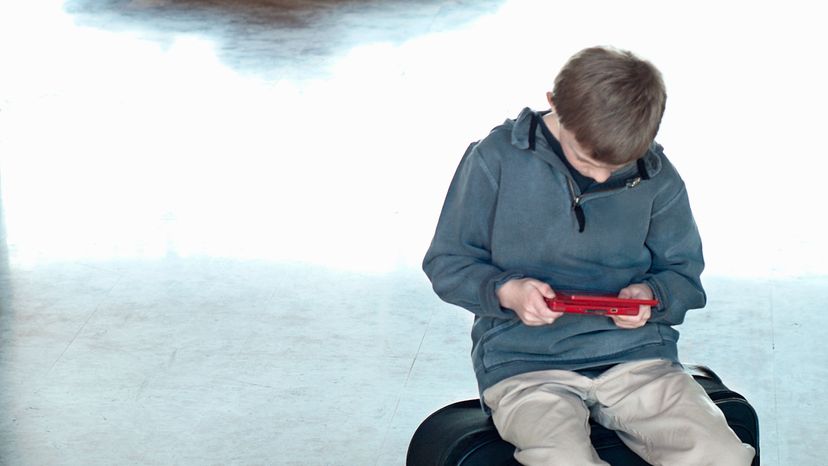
552,46,666,165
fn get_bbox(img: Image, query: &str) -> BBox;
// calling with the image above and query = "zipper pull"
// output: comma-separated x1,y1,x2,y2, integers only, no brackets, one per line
566,177,585,232
626,177,642,188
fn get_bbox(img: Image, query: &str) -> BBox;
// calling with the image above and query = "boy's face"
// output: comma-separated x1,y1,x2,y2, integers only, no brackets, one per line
547,93,626,183
557,124,624,183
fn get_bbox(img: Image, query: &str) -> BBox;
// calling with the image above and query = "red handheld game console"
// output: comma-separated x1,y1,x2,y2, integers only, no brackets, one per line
544,292,659,316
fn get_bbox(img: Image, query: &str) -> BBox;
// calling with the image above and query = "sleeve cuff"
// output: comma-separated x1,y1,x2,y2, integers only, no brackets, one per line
479,270,525,319
644,276,672,323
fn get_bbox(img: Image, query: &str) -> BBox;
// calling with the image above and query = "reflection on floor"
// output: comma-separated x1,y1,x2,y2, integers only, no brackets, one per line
1,1,826,465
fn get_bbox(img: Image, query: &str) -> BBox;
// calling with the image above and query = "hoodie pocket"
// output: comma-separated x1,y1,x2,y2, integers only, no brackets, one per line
479,317,673,371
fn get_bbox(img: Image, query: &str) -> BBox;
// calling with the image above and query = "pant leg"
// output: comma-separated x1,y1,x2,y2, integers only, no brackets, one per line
483,370,609,466
590,359,756,466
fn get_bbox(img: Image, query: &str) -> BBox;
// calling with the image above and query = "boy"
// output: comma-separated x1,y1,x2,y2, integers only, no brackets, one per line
422,46,756,465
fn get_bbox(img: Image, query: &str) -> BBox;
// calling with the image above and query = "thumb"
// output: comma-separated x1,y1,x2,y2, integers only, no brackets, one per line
536,282,556,299
618,287,633,299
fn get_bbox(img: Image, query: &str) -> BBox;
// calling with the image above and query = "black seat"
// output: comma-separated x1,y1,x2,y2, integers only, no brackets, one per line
406,365,760,466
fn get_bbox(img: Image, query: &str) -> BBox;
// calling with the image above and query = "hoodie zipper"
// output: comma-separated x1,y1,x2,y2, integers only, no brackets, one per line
568,176,632,208
566,175,643,232
566,177,586,233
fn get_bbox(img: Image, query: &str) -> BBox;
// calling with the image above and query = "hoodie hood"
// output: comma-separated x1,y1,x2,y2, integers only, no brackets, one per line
508,107,663,180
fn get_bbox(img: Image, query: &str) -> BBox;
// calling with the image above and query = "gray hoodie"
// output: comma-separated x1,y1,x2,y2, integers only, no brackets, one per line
423,107,706,396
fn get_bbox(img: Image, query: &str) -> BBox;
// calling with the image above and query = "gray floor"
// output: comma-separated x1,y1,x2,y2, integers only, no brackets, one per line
1,1,827,465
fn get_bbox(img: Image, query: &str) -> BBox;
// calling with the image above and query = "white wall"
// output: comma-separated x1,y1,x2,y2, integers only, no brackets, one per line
0,0,825,279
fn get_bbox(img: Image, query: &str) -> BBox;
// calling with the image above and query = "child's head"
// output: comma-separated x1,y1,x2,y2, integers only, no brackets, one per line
551,46,666,166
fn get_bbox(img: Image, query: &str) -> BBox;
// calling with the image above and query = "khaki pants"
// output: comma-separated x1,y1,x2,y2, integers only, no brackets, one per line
482,359,756,466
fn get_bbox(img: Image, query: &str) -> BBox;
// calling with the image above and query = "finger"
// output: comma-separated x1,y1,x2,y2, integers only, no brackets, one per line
526,305,560,325
610,314,630,324
535,308,562,325
520,308,548,326
531,295,555,314
526,308,554,325
619,284,653,300
520,314,544,326
610,314,645,329
613,319,643,329
536,282,556,299
630,306,651,321
536,307,564,319
638,306,652,320
533,315,557,326
614,318,644,328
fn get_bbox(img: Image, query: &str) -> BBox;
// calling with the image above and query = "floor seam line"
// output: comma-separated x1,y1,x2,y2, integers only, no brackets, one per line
47,276,122,373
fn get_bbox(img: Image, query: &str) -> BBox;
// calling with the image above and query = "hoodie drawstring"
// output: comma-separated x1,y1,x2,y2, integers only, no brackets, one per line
574,204,586,233
528,114,538,151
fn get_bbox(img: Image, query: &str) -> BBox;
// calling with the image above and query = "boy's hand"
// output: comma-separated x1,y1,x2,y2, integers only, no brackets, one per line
496,278,564,326
610,283,654,329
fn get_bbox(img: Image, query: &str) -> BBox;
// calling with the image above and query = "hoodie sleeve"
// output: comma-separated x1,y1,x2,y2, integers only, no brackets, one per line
640,182,707,325
422,142,522,319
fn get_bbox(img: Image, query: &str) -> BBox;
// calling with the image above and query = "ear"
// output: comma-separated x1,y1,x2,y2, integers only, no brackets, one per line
546,92,556,113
